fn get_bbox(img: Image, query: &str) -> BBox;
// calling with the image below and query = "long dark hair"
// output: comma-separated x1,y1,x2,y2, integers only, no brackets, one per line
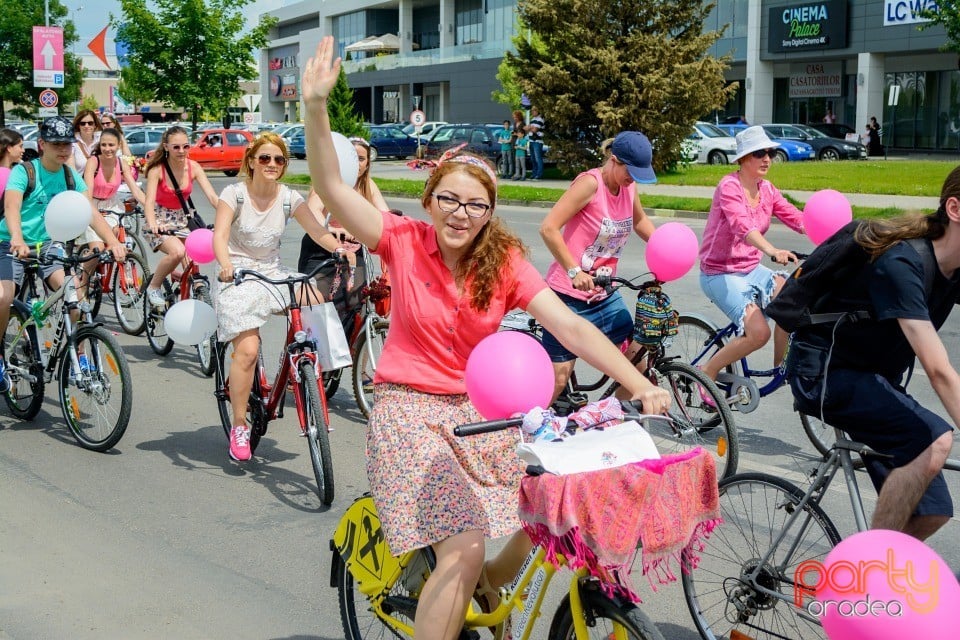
144,125,189,175
856,164,960,259
0,127,23,165
92,128,122,156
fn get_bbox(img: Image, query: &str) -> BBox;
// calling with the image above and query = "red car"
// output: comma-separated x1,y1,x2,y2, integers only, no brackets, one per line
188,128,253,176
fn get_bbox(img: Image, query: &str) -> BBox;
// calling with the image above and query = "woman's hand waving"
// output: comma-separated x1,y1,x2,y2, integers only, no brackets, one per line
302,36,341,105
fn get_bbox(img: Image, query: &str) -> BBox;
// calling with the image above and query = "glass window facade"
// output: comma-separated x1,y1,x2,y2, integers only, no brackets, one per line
884,71,960,152
333,11,366,60
706,0,748,60
413,6,440,50
486,0,516,43
455,0,483,45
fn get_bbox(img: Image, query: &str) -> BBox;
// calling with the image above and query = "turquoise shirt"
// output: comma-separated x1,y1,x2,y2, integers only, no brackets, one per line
1,160,87,245
497,127,513,152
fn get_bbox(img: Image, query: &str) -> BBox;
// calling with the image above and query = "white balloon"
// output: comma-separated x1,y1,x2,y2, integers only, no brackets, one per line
331,131,359,186
45,190,93,241
164,299,217,345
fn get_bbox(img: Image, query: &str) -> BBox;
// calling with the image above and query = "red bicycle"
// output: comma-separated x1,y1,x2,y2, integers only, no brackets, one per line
143,230,217,376
212,259,341,505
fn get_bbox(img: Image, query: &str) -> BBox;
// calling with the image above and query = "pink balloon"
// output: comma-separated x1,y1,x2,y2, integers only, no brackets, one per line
184,228,216,264
466,331,553,419
804,189,853,245
0,166,10,195
805,529,960,640
645,222,699,282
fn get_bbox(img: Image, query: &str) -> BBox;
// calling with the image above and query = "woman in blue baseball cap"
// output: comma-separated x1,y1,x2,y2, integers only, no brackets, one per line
539,130,658,403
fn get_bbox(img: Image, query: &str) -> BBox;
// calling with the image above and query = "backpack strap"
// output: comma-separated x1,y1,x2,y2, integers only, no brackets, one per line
904,237,937,300
63,164,75,190
282,187,292,219
232,185,244,223
21,160,38,200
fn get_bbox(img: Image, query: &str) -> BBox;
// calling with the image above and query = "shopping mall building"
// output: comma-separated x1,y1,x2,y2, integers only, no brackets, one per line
260,0,958,153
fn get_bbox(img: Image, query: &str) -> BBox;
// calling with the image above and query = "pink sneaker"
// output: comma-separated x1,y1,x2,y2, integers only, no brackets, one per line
229,424,252,461
696,367,718,410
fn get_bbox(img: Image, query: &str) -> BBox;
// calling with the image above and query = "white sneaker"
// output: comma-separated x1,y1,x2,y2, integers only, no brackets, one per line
146,287,166,308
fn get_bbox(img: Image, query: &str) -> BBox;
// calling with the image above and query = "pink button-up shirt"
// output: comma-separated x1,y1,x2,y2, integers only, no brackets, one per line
372,213,548,395
699,172,804,275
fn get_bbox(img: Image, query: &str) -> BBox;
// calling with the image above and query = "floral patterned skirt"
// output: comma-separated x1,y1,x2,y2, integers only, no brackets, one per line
144,204,189,251
216,257,304,342
367,383,525,555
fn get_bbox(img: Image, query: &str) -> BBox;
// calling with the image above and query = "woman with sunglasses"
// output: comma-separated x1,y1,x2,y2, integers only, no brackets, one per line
98,112,134,159
142,125,219,308
71,110,102,173
696,125,805,392
212,132,347,462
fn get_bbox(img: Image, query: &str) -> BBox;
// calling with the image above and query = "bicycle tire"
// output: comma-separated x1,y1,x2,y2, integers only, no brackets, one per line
300,362,335,505
57,325,133,451
143,278,174,356
322,368,341,399
3,305,45,420
643,360,739,480
681,472,841,640
547,583,665,640
87,270,104,320
112,252,148,336
337,545,436,640
194,284,216,377
799,412,866,470
351,318,389,420
214,341,265,454
674,315,738,375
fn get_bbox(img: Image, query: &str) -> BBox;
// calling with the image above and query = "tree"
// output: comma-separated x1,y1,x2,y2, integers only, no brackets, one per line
327,67,368,138
79,94,99,113
116,67,154,113
918,4,960,62
112,0,276,131
502,0,735,173
0,0,83,125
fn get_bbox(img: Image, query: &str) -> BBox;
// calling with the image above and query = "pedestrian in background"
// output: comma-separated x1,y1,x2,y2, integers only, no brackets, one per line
528,106,545,180
513,130,529,181
71,110,102,174
496,119,514,179
823,108,837,124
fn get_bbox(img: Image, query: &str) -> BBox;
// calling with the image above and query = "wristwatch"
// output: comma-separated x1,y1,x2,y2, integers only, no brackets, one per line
567,266,582,279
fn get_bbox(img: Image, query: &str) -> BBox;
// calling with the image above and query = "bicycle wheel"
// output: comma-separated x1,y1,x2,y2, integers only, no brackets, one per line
194,283,216,377
214,341,265,454
337,545,435,640
112,252,148,336
300,361,334,505
144,278,174,356
682,472,841,640
646,361,739,480
3,305,45,420
548,582,665,640
57,325,133,451
799,412,866,470
674,315,738,375
352,318,389,420
322,368,342,398
87,270,104,320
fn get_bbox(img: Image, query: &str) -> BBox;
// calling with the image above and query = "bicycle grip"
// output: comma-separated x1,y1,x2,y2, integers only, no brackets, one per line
453,417,523,437
593,275,611,287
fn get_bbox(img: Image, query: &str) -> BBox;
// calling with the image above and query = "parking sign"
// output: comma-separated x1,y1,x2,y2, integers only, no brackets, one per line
33,26,64,88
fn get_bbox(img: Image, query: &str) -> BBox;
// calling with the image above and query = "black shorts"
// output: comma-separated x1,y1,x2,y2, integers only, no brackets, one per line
0,240,65,287
791,369,953,518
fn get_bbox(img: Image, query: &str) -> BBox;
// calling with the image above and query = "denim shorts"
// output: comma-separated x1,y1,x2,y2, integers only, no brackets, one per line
700,265,782,333
540,290,633,363
0,240,64,287
791,369,953,518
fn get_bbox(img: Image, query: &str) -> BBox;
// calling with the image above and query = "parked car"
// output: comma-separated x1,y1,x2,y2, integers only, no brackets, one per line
764,123,866,161
808,122,858,140
420,123,502,165
684,122,737,164
288,129,306,160
125,128,166,158
401,121,448,138
716,124,816,162
188,129,254,176
367,124,426,160
21,126,40,161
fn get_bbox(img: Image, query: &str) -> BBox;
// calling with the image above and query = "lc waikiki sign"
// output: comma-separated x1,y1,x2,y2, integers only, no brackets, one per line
768,0,849,53
883,0,938,26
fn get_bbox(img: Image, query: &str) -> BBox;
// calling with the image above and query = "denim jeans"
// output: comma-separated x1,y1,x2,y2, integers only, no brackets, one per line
529,141,544,178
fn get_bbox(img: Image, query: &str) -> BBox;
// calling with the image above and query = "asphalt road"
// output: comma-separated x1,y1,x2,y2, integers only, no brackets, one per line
1,174,958,639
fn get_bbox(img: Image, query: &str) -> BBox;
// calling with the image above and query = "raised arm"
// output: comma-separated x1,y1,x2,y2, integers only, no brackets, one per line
302,36,383,249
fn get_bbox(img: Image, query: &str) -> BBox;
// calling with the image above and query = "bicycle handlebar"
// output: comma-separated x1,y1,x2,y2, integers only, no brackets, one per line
232,255,348,288
15,249,115,266
453,400,653,437
769,251,810,264
592,275,659,290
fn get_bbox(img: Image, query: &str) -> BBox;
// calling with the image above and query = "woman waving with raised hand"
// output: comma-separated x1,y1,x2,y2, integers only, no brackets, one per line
300,36,670,640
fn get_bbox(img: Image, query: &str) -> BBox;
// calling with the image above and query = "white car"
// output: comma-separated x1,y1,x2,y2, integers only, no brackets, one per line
684,122,738,164
401,121,447,138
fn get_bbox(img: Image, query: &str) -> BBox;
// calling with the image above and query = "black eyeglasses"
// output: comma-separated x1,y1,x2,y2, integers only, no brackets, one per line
751,148,778,159
256,154,287,166
433,193,491,218
79,120,96,126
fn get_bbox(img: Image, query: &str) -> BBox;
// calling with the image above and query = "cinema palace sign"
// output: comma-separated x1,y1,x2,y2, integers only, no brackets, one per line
769,0,849,53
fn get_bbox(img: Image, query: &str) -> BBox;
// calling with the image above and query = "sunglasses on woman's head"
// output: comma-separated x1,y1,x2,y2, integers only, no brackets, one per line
256,154,286,166
751,149,778,159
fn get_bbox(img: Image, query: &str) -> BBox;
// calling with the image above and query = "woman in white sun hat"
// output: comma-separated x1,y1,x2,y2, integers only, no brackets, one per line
696,125,805,399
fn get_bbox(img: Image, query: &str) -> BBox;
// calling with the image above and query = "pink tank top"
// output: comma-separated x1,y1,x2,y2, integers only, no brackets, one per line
91,156,122,200
155,161,193,209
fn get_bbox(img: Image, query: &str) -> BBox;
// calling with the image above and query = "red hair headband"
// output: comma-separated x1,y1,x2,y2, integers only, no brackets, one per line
406,143,498,200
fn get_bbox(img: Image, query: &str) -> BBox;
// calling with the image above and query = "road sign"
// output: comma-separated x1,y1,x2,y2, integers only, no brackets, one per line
39,89,59,108
242,94,262,112
33,26,64,88
409,110,426,127
38,107,58,117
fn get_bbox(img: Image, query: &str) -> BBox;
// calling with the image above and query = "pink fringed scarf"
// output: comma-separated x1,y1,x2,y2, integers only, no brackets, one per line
517,448,721,603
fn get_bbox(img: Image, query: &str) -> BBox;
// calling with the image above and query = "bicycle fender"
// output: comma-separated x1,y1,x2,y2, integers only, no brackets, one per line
332,494,405,599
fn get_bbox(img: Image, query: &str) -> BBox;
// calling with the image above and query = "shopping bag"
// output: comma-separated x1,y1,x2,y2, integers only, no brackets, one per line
301,302,352,371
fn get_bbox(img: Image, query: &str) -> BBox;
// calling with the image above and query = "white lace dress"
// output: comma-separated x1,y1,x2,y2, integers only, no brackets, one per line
216,183,306,342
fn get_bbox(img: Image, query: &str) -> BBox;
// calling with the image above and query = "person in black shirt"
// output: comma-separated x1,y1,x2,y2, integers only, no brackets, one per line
789,166,960,541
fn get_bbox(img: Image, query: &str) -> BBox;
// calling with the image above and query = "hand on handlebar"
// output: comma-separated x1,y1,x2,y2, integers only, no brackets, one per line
106,241,127,263
219,264,235,283
571,270,595,292
630,385,672,415
9,239,30,260
769,249,798,265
